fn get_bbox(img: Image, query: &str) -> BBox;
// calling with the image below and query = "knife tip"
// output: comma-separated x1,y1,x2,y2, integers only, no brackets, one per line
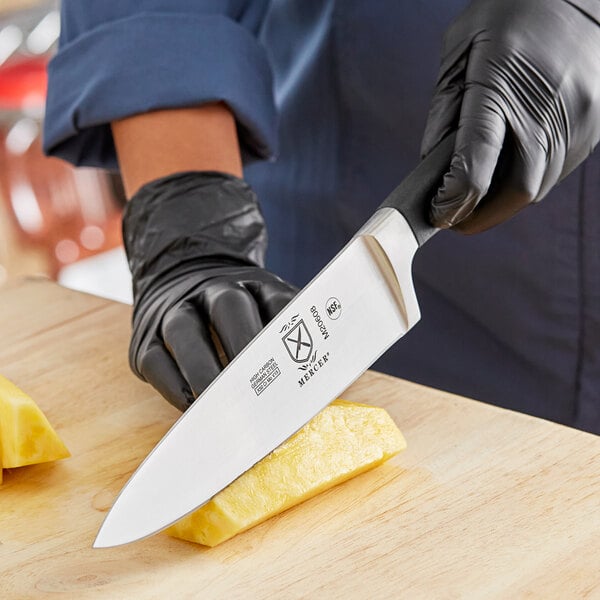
93,520,133,549
92,528,115,549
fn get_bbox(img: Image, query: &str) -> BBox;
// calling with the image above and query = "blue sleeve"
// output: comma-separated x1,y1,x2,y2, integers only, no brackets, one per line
43,1,275,169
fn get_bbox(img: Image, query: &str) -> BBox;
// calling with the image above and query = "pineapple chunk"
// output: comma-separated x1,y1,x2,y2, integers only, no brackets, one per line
166,399,405,547
0,374,70,470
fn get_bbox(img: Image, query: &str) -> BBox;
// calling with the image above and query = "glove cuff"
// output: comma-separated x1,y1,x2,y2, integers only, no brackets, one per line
122,171,268,301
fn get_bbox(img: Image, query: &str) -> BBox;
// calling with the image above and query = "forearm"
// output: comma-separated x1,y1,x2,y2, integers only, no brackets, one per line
111,103,243,197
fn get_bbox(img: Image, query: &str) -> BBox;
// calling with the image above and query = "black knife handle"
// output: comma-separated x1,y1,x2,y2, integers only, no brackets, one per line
379,132,456,246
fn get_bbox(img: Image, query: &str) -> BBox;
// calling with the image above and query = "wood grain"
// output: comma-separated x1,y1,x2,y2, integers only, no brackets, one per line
1,279,599,599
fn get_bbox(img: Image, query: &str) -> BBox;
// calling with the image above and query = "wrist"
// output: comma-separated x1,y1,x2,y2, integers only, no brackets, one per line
112,103,244,197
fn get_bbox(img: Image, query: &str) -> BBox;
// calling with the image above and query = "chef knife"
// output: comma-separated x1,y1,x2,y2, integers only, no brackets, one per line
94,132,455,548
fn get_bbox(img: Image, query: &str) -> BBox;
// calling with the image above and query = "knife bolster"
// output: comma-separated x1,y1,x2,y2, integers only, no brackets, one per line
357,208,421,332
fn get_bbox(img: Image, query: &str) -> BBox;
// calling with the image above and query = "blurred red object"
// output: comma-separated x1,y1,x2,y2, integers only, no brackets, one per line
0,56,46,109
0,55,124,278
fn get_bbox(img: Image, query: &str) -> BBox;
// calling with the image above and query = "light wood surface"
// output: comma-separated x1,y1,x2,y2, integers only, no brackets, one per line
1,279,599,599
0,0,46,16
0,197,49,282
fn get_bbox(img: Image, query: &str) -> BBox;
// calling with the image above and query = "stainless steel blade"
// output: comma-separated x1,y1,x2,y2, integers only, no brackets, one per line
94,207,421,548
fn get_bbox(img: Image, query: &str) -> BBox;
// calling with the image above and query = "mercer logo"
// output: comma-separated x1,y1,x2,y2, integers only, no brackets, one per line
281,319,313,363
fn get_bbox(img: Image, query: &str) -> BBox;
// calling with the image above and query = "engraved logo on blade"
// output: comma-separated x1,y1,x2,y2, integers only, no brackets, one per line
249,358,281,396
326,297,342,320
282,319,313,363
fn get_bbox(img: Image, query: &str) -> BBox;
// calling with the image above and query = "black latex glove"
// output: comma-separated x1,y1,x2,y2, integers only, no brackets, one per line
421,0,600,233
122,172,297,412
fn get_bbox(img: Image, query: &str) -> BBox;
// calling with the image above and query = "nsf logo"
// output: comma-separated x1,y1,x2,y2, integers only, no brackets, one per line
325,297,342,320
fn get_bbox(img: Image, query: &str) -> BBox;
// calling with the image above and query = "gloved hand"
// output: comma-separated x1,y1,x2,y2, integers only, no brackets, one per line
421,0,600,233
122,171,297,411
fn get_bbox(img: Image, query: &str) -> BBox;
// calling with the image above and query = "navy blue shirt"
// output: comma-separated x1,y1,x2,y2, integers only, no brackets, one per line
44,1,600,433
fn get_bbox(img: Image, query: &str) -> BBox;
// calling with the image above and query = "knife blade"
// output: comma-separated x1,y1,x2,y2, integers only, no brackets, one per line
93,133,455,548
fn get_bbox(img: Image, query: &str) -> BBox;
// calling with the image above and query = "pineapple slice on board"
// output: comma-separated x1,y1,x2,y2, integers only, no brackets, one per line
167,399,405,547
0,374,70,473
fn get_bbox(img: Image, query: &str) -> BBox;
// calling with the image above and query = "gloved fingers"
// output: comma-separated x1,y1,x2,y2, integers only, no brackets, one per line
430,78,507,230
420,49,468,158
138,341,195,412
247,280,297,323
535,142,567,203
506,128,567,205
202,282,264,361
421,3,475,158
161,300,223,398
451,124,566,234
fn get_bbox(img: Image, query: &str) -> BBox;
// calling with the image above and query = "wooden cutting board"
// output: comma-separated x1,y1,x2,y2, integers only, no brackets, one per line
1,279,599,599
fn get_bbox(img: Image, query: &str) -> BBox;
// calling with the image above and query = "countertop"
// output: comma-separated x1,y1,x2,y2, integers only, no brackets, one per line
1,279,599,599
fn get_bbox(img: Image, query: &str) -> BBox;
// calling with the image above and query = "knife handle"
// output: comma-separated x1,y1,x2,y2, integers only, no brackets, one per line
379,132,456,247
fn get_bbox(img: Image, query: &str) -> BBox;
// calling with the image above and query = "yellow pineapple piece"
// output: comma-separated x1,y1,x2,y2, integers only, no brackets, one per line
0,374,70,470
166,399,405,547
